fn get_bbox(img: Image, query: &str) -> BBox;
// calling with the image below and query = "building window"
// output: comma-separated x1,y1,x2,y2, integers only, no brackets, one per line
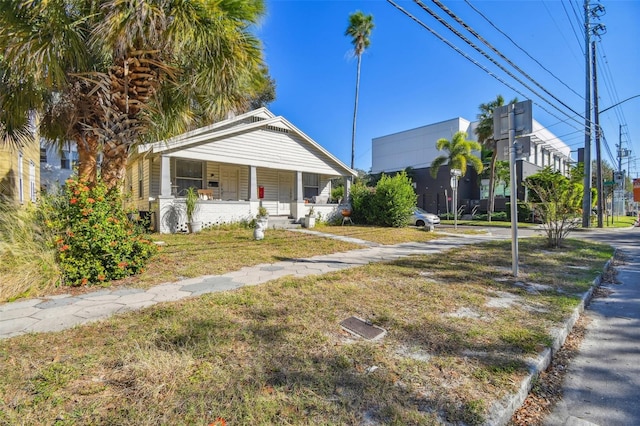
138,160,144,199
303,173,319,200
61,150,78,170
29,161,36,202
40,148,47,163
18,151,24,203
175,159,203,195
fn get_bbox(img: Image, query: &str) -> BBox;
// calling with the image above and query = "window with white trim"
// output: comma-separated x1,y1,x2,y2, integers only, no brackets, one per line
175,159,203,195
61,150,78,170
138,160,144,199
302,173,319,200
29,161,36,202
18,151,24,203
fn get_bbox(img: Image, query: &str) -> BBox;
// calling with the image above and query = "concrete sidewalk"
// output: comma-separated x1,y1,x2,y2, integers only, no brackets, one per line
0,231,499,340
544,228,640,426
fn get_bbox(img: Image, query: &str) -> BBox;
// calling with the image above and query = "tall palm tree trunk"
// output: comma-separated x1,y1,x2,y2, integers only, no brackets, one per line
75,134,99,184
101,140,129,191
350,54,362,170
100,54,159,190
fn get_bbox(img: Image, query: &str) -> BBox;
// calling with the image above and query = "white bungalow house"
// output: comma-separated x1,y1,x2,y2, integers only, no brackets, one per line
128,108,355,233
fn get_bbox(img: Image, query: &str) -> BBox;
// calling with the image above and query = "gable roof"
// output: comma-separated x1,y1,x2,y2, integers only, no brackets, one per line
139,108,355,176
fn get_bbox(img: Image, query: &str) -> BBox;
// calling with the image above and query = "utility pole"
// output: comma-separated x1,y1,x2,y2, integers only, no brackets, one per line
582,0,592,228
582,2,605,227
593,41,603,228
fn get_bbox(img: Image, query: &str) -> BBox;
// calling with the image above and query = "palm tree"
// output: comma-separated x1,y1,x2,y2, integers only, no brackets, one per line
475,95,517,221
430,131,484,179
93,0,271,189
0,1,105,184
345,11,374,170
1,0,271,189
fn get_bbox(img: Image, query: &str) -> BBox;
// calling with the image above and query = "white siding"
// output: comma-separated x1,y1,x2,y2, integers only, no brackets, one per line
372,118,474,173
169,128,345,175
256,167,280,215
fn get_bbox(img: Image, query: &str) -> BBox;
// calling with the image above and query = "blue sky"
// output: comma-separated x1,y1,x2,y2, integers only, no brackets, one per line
256,0,640,177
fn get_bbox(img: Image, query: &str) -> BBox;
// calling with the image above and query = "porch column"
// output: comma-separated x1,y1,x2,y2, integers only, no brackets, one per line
160,155,172,197
249,165,258,201
343,176,352,203
294,171,303,201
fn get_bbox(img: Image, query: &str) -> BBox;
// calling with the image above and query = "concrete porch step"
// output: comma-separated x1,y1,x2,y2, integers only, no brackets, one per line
267,216,301,229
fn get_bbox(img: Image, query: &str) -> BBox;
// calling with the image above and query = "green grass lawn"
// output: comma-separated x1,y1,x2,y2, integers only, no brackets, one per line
0,237,613,425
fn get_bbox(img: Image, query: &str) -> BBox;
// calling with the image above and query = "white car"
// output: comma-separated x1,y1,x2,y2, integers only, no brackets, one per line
410,208,440,227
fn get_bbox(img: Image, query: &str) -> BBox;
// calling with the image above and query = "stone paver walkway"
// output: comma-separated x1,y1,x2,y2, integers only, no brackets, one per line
0,232,500,340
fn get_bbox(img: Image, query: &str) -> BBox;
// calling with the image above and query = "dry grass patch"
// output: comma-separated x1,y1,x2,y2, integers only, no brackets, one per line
313,224,467,245
0,238,612,425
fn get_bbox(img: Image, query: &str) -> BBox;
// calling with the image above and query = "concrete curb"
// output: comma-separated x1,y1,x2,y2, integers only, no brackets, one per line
485,253,614,426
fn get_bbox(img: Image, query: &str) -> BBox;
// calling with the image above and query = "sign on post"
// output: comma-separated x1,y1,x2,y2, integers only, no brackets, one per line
634,178,640,202
493,100,533,141
492,100,533,278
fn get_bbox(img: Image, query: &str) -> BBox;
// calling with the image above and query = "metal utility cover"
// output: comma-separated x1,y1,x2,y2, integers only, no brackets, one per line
340,316,387,340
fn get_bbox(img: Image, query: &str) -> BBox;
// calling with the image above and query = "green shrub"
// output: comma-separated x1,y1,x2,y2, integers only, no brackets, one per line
42,177,158,286
349,182,375,225
331,185,344,203
350,172,417,227
505,202,532,222
372,172,416,227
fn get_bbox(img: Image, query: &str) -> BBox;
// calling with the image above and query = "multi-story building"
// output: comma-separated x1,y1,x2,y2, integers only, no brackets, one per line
40,141,79,192
371,116,572,215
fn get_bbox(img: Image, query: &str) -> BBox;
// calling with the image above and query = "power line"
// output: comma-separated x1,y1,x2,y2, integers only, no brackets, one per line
385,0,583,133
432,0,585,120
569,0,586,38
412,0,585,128
464,0,584,99
560,0,585,53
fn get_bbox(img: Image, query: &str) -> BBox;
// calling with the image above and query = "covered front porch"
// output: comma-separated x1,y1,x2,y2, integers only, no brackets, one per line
149,157,351,233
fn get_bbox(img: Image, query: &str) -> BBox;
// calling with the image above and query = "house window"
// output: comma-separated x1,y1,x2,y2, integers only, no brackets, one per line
29,161,36,202
40,148,47,163
175,159,203,195
302,173,319,200
61,150,78,170
138,160,144,199
18,151,24,203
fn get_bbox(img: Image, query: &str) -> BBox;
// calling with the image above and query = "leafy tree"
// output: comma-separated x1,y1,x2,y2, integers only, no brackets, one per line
345,10,374,169
430,131,483,178
0,0,271,189
524,167,583,248
475,95,517,220
495,160,510,197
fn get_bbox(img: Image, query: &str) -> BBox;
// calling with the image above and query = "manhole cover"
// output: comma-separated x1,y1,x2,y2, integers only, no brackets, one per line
340,316,386,340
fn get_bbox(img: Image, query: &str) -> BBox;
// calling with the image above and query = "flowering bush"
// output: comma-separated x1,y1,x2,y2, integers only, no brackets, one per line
42,177,157,286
